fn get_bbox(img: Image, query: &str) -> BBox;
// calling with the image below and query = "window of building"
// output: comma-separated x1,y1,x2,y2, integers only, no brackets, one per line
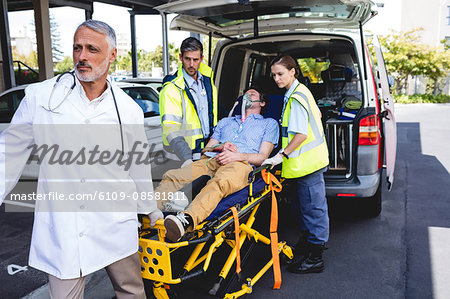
447,6,450,25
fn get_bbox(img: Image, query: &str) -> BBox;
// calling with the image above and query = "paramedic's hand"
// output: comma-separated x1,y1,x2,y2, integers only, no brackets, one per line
262,153,283,169
216,151,243,166
181,159,193,168
148,209,164,227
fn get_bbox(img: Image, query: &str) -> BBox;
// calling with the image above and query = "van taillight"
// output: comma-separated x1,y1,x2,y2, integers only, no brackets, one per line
359,115,379,145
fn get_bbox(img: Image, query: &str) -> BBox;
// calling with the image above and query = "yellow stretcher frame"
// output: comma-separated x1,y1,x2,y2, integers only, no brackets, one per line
138,167,293,299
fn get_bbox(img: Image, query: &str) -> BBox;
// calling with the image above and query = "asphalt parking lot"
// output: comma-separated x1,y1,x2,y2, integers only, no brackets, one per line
1,104,449,299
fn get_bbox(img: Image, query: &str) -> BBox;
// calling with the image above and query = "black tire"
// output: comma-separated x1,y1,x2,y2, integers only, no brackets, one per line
362,180,382,217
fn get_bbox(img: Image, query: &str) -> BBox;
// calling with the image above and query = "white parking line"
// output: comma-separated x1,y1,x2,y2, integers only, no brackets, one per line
429,226,450,299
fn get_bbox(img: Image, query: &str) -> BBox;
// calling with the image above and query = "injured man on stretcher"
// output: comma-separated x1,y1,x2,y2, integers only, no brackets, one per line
156,86,279,242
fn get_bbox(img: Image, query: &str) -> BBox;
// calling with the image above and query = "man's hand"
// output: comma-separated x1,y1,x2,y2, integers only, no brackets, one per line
215,151,244,166
148,209,164,226
222,141,238,152
262,153,283,169
213,141,238,153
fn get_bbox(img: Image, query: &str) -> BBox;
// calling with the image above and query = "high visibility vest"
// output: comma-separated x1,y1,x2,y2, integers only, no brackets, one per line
281,83,329,178
159,63,218,153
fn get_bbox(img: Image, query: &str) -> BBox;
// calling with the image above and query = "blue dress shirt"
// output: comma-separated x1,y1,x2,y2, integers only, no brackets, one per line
211,114,279,154
182,68,210,137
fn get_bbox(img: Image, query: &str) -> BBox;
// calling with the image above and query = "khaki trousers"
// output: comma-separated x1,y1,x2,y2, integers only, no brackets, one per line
48,252,145,299
156,155,253,227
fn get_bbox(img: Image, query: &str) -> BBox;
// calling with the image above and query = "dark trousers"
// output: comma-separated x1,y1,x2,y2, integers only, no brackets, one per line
289,167,329,244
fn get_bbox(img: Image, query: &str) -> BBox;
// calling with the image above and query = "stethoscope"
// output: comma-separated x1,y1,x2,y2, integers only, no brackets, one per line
186,78,207,97
42,71,124,155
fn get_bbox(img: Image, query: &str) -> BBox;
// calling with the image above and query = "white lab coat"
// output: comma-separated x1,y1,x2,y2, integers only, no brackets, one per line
0,74,157,279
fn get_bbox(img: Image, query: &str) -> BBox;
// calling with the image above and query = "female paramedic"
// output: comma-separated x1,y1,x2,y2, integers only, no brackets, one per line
262,55,330,274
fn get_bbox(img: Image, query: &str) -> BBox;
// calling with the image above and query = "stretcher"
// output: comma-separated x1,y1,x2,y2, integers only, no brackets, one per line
138,165,293,298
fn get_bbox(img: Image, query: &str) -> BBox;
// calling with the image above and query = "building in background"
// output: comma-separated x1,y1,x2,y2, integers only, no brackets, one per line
10,25,34,56
366,0,450,46
116,32,132,57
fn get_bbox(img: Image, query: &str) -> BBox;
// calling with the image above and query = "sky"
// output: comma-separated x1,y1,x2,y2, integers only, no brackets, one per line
8,2,190,57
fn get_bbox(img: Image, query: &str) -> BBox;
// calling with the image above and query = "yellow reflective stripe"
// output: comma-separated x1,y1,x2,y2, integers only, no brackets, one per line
162,114,183,123
288,91,325,158
289,136,326,158
180,88,187,126
166,128,203,143
166,131,183,143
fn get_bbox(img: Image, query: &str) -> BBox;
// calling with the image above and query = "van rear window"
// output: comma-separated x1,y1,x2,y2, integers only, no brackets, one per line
203,5,354,27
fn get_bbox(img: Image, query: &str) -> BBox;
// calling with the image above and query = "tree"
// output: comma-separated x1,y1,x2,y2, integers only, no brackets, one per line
202,36,219,66
152,45,164,68
12,49,38,69
55,56,73,73
377,28,450,94
49,14,64,62
111,43,181,75
115,53,132,72
30,13,64,63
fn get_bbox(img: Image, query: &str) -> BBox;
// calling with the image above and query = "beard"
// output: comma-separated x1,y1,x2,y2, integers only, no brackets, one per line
74,58,110,82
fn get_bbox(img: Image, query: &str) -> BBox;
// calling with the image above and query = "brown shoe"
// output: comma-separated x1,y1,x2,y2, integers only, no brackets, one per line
164,213,191,242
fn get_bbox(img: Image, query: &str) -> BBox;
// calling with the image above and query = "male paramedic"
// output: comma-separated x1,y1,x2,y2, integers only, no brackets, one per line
0,20,162,298
159,37,218,168
155,87,279,242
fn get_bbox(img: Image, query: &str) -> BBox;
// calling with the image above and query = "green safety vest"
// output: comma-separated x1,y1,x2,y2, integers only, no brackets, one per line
281,83,329,178
159,63,218,153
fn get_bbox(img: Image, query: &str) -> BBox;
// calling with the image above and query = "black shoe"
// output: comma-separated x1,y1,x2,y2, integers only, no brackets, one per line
286,231,309,265
288,243,325,274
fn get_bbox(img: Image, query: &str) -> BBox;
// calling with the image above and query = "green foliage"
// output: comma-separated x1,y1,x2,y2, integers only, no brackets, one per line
55,56,73,73
152,45,164,68
14,69,39,84
202,36,220,66
11,49,39,84
297,58,330,83
376,28,450,95
394,93,450,104
112,43,180,74
12,49,38,69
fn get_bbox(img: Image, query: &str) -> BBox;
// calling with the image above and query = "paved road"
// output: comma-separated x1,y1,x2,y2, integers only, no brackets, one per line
1,103,450,299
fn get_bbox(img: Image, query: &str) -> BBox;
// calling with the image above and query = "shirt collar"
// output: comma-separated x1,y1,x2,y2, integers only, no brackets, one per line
284,79,299,101
75,75,111,103
182,68,203,88
234,113,263,122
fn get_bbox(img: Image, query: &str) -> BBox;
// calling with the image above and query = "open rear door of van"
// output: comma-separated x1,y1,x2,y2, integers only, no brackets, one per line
155,0,377,36
372,35,397,191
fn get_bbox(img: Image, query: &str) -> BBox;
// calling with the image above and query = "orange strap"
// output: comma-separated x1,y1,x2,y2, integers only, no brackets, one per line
262,169,282,289
230,206,241,274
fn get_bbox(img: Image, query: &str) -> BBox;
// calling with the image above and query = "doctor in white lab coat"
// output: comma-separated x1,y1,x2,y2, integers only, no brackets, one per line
0,20,162,298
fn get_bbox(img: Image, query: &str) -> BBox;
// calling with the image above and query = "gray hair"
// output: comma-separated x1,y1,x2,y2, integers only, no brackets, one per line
76,20,116,50
180,37,203,56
